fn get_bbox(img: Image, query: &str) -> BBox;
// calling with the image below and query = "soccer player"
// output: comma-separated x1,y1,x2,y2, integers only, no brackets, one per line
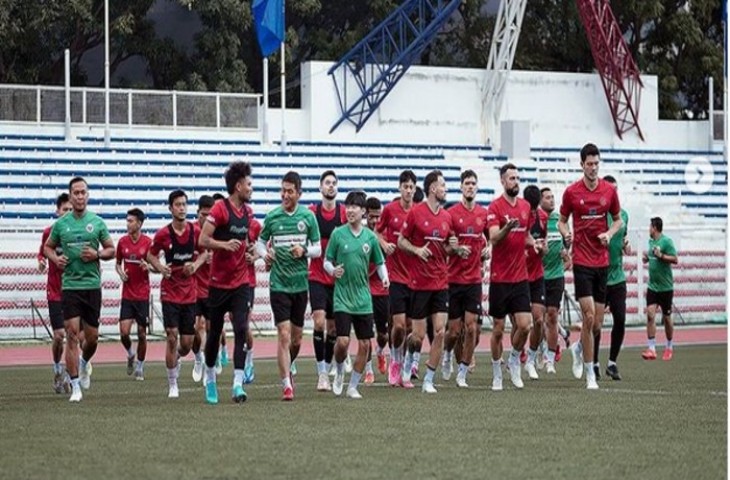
366,196,389,378
192,195,214,383
522,185,548,381
147,190,206,399
486,164,535,391
325,191,389,399
211,192,229,369
308,170,346,391
38,193,72,393
558,143,622,390
376,170,416,387
44,177,115,402
540,187,571,374
398,169,459,394
641,217,677,361
198,161,254,404
442,170,489,388
115,208,152,380
598,175,630,380
243,203,262,384
256,171,321,401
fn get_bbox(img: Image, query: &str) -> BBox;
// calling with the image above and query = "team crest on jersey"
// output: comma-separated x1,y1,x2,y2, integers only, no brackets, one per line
297,221,306,232
600,197,607,206
362,243,370,254
86,223,94,233
441,222,448,231
520,212,528,220
476,217,483,226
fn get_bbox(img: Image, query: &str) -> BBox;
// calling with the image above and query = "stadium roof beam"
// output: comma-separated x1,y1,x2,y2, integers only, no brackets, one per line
327,0,461,134
576,0,645,141
480,0,528,145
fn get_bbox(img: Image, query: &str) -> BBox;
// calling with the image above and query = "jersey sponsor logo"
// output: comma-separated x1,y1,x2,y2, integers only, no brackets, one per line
272,233,307,247
580,214,605,220
297,221,306,232
86,223,94,233
466,226,474,234
173,252,193,262
229,224,248,235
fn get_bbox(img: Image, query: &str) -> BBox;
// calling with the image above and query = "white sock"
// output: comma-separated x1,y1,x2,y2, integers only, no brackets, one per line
53,362,62,374
607,360,616,367
127,347,135,358
137,360,145,372
365,360,373,374
492,359,502,378
282,376,292,389
412,352,420,367
206,367,217,384
233,369,244,387
167,368,177,387
71,378,80,390
349,371,362,390
194,351,203,363
584,362,594,377
245,349,253,366
336,361,345,375
317,361,326,375
666,340,673,349
547,350,556,364
424,367,435,384
458,362,468,375
376,345,383,355
528,348,537,363
509,349,520,363
648,338,656,350
80,357,88,372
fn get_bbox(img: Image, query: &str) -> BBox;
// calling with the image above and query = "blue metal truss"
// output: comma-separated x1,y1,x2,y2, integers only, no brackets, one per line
328,0,461,133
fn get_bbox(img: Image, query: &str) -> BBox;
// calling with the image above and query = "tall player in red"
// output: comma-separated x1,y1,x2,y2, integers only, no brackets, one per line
199,161,254,404
376,170,417,387
443,170,489,388
38,193,72,393
115,208,152,380
243,203,262,384
308,170,347,391
147,190,207,399
558,143,622,390
365,196,389,380
487,163,536,391
192,195,214,383
398,170,459,394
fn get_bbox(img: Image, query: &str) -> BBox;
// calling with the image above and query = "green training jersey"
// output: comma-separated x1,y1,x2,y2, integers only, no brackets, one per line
49,211,111,290
260,205,320,294
647,234,676,292
326,225,385,314
542,211,564,280
607,209,629,286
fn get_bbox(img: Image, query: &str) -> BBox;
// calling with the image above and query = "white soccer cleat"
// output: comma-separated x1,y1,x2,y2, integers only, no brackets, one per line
79,365,91,390
525,361,539,380
345,387,362,399
491,375,503,392
586,377,599,390
441,353,453,381
317,372,331,392
333,370,345,396
455,371,469,388
192,359,203,383
422,381,438,394
69,389,82,403
168,384,180,398
546,362,556,375
509,358,524,389
570,343,583,379
134,369,145,381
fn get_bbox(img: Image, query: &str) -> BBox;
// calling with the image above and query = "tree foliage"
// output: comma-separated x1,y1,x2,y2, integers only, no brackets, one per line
0,0,723,119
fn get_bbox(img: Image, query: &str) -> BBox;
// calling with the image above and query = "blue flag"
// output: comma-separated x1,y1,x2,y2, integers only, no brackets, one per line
253,0,285,57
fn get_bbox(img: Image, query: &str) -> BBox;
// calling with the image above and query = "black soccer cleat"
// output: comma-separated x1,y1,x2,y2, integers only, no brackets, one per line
593,365,602,381
605,364,622,381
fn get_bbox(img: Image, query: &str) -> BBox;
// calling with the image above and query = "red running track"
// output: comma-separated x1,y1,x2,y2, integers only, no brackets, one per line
0,325,725,367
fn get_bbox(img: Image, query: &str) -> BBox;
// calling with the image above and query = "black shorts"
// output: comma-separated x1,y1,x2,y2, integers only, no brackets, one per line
389,282,411,316
162,302,196,335
372,295,390,335
488,281,531,319
62,289,101,328
309,281,335,319
270,290,308,327
48,300,64,330
544,277,565,309
606,282,627,321
209,285,250,329
647,289,673,315
195,298,209,319
409,289,449,319
573,265,608,303
529,277,546,306
335,312,374,340
246,286,256,310
120,299,149,326
448,283,482,320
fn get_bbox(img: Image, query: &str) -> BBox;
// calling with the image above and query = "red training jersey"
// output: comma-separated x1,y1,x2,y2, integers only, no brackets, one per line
194,220,210,300
525,208,548,282
560,178,620,268
486,195,531,283
150,222,200,305
116,234,152,301
308,202,346,286
447,202,489,285
400,202,454,291
39,226,62,302
248,207,261,288
376,199,412,285
206,199,250,290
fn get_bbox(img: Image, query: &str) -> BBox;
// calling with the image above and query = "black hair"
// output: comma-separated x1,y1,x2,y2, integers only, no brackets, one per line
366,197,382,211
55,193,70,209
127,208,145,224
423,170,443,196
212,193,225,201
523,185,541,210
399,170,417,186
344,191,367,208
168,189,187,207
499,163,517,177
69,176,87,191
320,170,337,184
461,169,478,183
224,161,252,195
413,186,424,203
603,175,617,184
282,171,302,192
198,195,215,210
580,143,600,162
650,217,663,232
539,187,552,196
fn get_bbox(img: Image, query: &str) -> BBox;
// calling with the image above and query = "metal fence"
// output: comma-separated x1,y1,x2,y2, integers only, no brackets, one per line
0,84,261,130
